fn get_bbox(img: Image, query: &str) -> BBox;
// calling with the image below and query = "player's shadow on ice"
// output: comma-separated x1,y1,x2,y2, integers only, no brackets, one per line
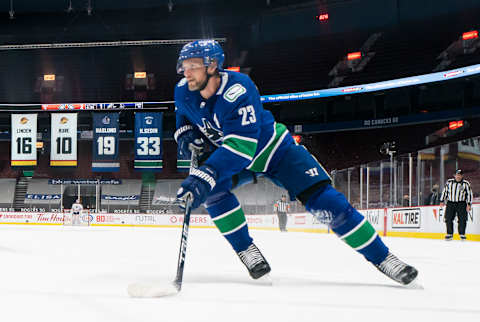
186,274,406,290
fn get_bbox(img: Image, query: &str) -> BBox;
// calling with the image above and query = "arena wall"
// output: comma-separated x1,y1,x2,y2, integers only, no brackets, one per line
0,204,478,241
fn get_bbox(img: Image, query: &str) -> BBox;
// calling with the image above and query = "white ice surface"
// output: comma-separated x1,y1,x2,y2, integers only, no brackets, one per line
0,225,479,322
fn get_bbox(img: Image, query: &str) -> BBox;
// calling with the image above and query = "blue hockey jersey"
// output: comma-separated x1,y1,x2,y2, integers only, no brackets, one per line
174,70,294,183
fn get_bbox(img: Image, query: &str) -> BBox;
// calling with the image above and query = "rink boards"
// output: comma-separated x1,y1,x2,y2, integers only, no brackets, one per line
0,204,478,241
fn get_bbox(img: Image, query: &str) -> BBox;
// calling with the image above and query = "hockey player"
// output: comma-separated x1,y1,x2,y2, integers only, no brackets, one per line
174,40,418,285
71,199,83,225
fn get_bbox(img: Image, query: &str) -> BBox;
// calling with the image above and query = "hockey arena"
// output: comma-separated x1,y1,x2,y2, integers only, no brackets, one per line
1,1,480,321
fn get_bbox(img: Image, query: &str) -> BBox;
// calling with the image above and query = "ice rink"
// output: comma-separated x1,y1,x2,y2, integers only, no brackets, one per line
0,224,479,322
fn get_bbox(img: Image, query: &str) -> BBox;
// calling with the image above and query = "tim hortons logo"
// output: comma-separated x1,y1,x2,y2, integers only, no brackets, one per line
37,213,63,223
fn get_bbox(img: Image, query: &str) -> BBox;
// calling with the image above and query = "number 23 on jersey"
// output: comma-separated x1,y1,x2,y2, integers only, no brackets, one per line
239,105,256,126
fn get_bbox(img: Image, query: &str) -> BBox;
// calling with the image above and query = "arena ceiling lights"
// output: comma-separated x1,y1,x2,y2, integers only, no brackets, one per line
462,30,478,40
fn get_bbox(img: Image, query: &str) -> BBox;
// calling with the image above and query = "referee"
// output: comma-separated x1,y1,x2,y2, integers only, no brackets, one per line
440,169,473,241
274,195,290,232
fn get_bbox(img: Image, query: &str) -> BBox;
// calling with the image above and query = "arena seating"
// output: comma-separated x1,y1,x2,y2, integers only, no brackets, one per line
100,179,142,210
339,25,455,87
0,179,17,209
24,178,62,209
149,177,291,214
247,32,370,95
247,20,480,95
152,179,181,205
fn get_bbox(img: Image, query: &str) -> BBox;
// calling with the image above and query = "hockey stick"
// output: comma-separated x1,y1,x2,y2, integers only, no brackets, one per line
173,193,192,292
128,150,199,298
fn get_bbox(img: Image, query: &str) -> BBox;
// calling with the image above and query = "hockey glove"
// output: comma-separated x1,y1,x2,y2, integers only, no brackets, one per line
174,125,205,159
176,165,217,210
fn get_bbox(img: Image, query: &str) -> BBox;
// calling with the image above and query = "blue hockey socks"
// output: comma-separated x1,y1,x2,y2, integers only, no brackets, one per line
305,185,388,265
205,191,253,252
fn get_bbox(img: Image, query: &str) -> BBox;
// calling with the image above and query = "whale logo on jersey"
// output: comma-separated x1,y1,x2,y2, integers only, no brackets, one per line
198,118,223,145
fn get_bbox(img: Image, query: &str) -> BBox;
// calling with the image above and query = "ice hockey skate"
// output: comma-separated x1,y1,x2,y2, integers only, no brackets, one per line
376,252,420,287
237,243,271,280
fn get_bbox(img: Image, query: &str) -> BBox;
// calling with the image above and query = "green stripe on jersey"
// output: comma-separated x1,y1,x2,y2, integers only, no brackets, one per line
247,122,288,172
223,136,257,160
341,220,377,249
212,206,247,235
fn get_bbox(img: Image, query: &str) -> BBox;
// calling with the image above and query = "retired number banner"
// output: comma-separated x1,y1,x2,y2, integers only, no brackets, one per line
92,113,120,172
11,114,37,167
50,113,77,167
134,112,163,171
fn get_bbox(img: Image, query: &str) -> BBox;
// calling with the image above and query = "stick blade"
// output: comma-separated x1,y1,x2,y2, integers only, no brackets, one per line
127,282,179,298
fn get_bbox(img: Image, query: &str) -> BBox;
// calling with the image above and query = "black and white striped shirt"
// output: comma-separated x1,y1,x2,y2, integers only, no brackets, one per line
440,179,473,204
274,200,290,213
